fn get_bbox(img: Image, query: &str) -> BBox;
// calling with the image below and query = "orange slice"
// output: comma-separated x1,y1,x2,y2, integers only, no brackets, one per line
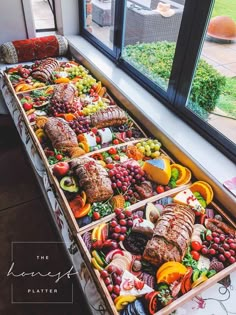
190,181,214,205
170,164,186,184
176,167,192,186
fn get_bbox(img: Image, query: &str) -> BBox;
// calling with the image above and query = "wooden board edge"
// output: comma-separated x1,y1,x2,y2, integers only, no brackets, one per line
47,168,80,236
76,234,119,315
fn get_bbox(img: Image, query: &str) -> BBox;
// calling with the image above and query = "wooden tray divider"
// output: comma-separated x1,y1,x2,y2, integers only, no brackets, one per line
47,138,148,169
78,184,191,234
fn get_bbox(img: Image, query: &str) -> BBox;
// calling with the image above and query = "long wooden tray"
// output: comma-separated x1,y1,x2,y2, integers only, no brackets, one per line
76,191,236,315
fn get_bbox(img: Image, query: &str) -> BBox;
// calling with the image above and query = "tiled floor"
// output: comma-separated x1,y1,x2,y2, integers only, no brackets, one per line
202,39,236,77
0,117,91,315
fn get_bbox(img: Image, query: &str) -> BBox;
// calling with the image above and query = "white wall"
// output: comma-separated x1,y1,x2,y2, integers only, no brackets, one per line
0,1,28,45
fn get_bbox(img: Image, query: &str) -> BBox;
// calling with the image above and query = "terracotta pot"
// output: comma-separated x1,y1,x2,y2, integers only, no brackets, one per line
207,16,236,40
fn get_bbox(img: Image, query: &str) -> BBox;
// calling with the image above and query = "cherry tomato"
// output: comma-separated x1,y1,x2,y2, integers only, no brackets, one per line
190,250,200,261
108,147,117,155
191,241,202,252
113,139,119,145
93,212,101,220
96,136,101,143
156,185,165,194
113,154,120,161
91,127,98,134
106,163,114,169
56,154,63,161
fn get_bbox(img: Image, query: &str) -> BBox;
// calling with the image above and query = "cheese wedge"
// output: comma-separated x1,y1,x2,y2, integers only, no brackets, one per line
143,156,171,185
173,189,205,213
120,270,153,297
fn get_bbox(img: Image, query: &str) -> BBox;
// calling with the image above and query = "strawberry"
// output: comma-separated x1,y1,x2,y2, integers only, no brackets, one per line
134,279,144,290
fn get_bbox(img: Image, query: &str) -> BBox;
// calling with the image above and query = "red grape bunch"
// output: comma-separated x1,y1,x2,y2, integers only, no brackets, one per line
108,164,146,201
100,264,123,300
48,99,78,116
109,208,134,242
68,117,91,134
201,231,236,265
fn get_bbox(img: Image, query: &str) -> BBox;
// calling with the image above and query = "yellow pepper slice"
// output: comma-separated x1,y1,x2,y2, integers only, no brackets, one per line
191,275,208,289
114,295,136,311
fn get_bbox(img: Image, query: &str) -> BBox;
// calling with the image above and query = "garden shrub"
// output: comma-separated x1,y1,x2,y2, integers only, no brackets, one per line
123,42,226,112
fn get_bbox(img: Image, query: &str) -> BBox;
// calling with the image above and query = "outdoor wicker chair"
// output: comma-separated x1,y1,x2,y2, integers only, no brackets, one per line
124,0,184,46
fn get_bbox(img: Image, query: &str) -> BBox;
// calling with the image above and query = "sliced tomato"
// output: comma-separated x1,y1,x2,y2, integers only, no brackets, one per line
191,241,202,251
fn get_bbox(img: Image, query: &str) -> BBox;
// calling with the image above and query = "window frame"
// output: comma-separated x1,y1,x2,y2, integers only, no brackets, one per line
79,0,236,163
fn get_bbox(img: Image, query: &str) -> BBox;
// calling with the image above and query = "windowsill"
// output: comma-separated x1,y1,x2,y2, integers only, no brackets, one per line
70,36,235,213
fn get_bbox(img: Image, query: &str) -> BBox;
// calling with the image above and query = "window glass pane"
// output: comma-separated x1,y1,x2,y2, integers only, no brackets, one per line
121,0,185,91
186,1,236,145
85,0,116,50
31,0,55,30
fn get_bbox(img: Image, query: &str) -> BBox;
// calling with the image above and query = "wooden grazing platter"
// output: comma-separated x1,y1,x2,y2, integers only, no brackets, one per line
76,190,236,315
47,138,189,235
3,58,236,315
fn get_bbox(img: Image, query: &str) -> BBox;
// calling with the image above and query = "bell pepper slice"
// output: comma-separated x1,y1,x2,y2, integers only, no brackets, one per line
191,275,208,289
73,203,91,219
114,295,136,311
54,77,70,83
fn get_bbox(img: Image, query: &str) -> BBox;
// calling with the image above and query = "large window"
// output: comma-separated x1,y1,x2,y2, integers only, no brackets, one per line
31,0,56,32
185,2,236,148
79,0,236,162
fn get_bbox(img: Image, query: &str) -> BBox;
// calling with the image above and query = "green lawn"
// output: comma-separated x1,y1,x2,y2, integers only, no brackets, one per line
217,77,236,119
212,0,236,21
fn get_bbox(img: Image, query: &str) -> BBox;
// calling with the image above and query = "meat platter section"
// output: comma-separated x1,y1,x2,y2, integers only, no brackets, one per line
50,141,193,231
5,58,146,166
78,187,236,315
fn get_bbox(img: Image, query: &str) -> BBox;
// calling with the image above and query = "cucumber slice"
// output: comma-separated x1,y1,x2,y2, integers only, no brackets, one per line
207,270,217,278
192,269,200,282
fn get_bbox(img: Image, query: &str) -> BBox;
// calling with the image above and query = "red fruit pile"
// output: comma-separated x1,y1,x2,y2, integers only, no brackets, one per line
201,231,236,265
108,164,146,201
49,99,78,116
69,117,90,134
100,264,123,300
109,209,133,242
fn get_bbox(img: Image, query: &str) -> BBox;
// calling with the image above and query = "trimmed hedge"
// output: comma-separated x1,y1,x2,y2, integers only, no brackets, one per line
123,42,226,112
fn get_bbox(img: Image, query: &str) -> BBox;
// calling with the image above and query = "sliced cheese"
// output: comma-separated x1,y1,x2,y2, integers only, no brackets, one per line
97,128,113,144
173,189,205,213
133,218,154,230
84,132,97,147
142,157,171,185
120,270,153,297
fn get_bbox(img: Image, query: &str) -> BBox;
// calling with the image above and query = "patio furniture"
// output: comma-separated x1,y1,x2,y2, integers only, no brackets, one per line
92,0,112,26
129,0,185,10
124,0,184,45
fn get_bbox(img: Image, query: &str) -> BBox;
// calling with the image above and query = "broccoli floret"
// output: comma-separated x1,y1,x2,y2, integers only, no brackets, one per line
169,168,179,188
